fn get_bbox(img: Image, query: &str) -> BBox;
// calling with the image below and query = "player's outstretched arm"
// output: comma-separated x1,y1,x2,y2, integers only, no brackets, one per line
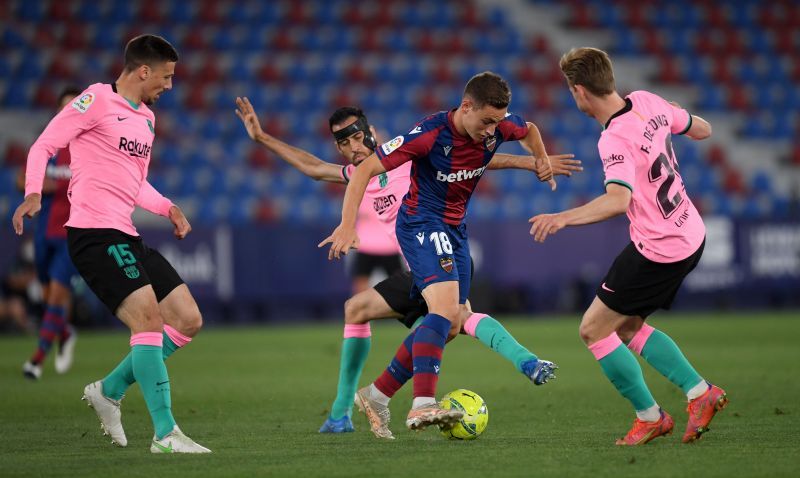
528,183,631,243
519,122,557,190
684,115,712,140
669,101,712,140
167,204,191,240
489,153,583,177
235,97,345,183
319,153,386,260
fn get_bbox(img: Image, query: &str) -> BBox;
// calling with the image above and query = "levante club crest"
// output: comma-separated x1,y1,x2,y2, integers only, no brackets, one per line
439,257,454,273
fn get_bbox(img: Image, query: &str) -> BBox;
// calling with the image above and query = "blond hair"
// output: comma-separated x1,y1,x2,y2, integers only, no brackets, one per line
559,47,615,96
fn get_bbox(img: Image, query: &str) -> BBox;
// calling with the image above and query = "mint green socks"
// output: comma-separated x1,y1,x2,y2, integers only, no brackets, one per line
330,324,372,419
589,332,657,411
102,331,182,401
129,333,176,439
465,313,537,372
627,323,704,395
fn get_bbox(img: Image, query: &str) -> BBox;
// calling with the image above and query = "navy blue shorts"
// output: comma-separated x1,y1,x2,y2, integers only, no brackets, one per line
34,236,79,287
395,213,470,304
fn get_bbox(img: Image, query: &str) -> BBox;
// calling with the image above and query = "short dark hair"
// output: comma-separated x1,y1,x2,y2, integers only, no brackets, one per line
329,106,367,130
57,86,82,105
463,71,512,109
559,47,616,96
123,34,179,72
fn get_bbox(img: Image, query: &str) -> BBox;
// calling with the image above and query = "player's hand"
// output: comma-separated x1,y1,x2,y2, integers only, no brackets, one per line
318,224,359,260
234,96,264,142
12,194,42,235
534,156,557,191
168,205,192,240
548,154,583,177
528,213,566,243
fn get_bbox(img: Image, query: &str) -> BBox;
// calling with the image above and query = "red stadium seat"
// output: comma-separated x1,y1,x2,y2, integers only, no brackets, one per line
183,29,208,50
63,24,87,49
33,83,58,109
722,167,746,194
790,145,800,166
248,146,275,169
33,26,58,48
46,56,74,79
47,1,72,21
727,84,751,111
137,0,164,23
195,57,222,85
197,0,222,24
254,200,278,223
3,141,27,167
656,57,682,84
184,87,208,110
707,144,728,167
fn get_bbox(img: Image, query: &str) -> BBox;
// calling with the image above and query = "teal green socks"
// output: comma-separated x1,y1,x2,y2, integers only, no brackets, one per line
466,313,537,372
102,331,181,401
627,324,703,394
330,324,372,420
589,332,656,411
130,342,176,439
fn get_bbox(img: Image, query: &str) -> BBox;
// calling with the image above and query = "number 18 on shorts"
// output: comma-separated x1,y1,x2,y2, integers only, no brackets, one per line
395,214,471,304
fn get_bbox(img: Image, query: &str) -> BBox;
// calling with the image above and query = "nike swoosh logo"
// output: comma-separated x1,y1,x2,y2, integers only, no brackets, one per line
601,282,615,293
156,380,169,386
117,116,127,121
152,440,173,453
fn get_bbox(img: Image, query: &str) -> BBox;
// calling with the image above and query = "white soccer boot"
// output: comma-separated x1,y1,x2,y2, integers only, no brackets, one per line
23,361,42,380
150,425,212,454
355,386,395,439
55,326,77,374
81,380,127,447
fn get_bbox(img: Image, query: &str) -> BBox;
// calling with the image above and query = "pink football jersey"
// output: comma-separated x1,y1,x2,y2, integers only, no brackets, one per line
25,83,172,236
342,161,412,255
599,90,705,263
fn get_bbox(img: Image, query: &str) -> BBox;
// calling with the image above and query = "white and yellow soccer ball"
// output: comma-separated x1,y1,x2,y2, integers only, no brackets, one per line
439,389,488,440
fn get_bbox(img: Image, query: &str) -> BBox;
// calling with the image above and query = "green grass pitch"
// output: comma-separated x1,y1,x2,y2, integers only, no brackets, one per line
1,312,798,477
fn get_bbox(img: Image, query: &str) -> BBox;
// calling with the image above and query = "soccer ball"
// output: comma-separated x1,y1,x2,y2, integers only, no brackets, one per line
439,389,489,440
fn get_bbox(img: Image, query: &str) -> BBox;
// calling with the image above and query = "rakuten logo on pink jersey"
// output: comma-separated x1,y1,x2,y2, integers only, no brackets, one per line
118,137,152,159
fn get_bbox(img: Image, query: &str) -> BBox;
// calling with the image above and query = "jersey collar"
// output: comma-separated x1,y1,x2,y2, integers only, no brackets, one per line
604,97,632,130
111,82,140,110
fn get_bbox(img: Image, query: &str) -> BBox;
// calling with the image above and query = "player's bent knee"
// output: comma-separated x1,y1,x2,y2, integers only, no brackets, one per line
578,316,597,345
181,310,203,337
343,297,369,324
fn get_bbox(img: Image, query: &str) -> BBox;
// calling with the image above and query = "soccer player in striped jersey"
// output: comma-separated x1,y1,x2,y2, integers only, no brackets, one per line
236,98,579,437
530,47,728,445
21,87,81,380
322,72,559,433
13,35,209,453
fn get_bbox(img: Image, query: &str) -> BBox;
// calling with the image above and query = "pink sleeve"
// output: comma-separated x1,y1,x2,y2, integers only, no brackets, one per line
341,164,355,183
598,135,636,191
668,101,692,135
25,89,101,197
136,180,174,217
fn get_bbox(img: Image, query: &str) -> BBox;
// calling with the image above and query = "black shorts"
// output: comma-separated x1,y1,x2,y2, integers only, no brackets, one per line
350,252,404,278
597,240,705,318
67,227,184,314
373,269,428,328
372,259,475,328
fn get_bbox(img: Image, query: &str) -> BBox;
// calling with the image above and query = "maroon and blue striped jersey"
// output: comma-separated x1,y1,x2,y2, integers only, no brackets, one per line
375,109,529,225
